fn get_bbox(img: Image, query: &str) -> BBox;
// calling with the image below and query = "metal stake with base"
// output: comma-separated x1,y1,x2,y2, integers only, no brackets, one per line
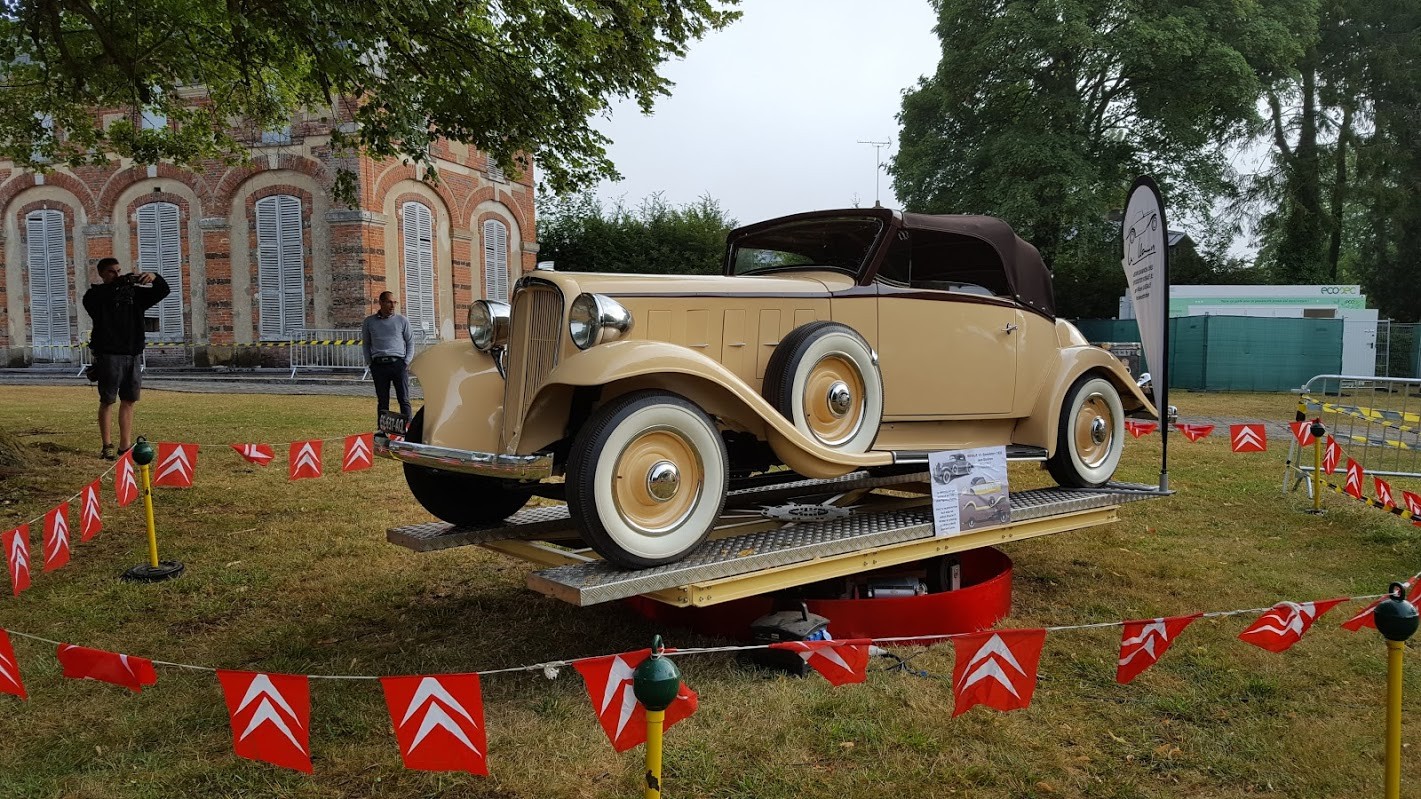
121,437,185,582
1374,582,1418,799
633,636,681,799
1306,420,1327,515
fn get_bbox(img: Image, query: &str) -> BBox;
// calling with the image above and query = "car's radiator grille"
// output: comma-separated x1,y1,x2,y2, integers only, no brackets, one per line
502,285,563,451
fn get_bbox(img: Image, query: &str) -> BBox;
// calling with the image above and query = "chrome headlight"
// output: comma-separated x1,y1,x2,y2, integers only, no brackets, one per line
569,293,633,350
466,300,511,352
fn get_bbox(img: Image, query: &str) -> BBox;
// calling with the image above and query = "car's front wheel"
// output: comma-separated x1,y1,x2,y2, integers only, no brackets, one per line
566,390,728,569
763,321,883,453
1046,375,1125,488
402,410,531,527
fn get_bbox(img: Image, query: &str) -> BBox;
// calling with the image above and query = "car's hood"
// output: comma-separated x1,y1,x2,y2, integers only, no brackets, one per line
522,270,855,298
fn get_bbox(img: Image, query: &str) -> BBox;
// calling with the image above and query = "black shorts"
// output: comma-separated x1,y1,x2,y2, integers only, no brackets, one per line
93,353,142,403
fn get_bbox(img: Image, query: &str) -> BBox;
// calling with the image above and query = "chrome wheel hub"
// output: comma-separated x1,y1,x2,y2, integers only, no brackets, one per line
1090,416,1108,445
827,381,853,417
646,460,680,502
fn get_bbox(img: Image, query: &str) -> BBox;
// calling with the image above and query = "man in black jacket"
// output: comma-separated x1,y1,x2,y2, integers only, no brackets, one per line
83,257,171,460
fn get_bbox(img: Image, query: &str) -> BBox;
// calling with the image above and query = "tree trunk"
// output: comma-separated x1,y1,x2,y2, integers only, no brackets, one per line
1327,105,1353,281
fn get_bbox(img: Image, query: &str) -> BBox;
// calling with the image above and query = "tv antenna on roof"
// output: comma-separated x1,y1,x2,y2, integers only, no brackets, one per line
857,139,891,208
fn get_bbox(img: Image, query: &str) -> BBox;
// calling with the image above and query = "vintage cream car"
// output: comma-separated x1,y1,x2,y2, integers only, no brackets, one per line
377,208,1156,568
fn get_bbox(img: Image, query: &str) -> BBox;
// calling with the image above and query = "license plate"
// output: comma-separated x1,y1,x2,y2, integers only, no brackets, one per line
378,411,409,436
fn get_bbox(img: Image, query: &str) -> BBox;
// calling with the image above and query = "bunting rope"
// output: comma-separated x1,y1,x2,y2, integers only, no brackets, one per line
3,578,1417,682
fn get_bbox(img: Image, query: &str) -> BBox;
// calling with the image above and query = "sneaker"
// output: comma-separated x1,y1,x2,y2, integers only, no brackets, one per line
101,444,116,461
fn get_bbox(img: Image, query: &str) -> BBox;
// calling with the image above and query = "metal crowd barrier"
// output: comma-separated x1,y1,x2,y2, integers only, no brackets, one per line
289,328,369,379
1284,374,1421,496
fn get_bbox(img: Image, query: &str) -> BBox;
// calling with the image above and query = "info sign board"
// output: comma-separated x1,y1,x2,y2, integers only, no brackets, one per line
928,446,1009,537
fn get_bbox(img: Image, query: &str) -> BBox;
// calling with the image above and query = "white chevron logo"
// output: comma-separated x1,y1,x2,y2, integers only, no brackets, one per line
1377,481,1394,505
1118,619,1168,666
46,511,69,559
238,445,273,464
118,457,138,495
398,677,482,754
292,443,321,475
1245,602,1316,639
343,436,372,469
956,634,1026,697
1232,426,1263,450
234,674,306,752
0,644,19,688
82,486,101,529
598,656,640,740
787,641,853,672
7,531,28,581
156,447,193,483
1346,463,1363,494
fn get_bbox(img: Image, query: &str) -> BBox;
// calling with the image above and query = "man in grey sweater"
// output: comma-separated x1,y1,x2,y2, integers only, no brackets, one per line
361,291,415,424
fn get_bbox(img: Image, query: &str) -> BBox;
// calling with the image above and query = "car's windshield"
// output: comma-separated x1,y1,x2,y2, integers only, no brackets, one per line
728,217,884,277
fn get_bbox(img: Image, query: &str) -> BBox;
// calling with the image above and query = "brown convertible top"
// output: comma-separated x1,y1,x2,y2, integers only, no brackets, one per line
900,212,1055,318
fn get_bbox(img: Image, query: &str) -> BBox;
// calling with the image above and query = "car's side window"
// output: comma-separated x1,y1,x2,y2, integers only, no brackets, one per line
902,230,1011,297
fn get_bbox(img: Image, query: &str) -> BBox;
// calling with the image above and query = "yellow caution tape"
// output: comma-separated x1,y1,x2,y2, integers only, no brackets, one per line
38,339,367,350
1319,478,1421,523
1303,397,1421,430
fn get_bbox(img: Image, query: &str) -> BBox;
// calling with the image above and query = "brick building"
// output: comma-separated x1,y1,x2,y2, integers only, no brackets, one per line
0,108,536,367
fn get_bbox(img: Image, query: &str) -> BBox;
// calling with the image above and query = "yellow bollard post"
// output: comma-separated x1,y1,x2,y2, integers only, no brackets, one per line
121,437,185,583
643,708,666,799
1308,419,1326,515
1374,582,1417,799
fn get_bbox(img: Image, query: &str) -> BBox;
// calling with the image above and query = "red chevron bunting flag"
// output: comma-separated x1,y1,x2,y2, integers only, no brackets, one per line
115,452,139,507
381,674,488,774
768,639,872,686
289,441,323,481
0,629,25,699
1238,598,1347,653
1229,424,1267,453
1342,581,1421,631
1404,492,1421,525
153,443,198,488
217,670,313,773
80,479,102,542
42,503,70,572
1125,420,1158,438
1322,436,1341,475
1175,423,1214,443
1116,613,1202,684
231,443,275,466
4,525,30,596
574,650,699,752
342,434,374,472
57,644,158,692
951,629,1046,716
1344,459,1365,499
1375,477,1395,508
1289,420,1317,447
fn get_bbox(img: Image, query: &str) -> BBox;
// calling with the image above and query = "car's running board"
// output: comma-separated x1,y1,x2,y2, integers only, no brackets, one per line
891,445,1047,464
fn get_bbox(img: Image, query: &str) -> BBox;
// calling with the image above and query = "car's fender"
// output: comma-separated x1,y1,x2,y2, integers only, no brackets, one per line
408,341,504,453
1017,346,1156,456
523,339,893,477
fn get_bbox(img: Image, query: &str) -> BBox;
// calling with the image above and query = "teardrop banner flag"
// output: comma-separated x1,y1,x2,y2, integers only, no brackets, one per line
1122,176,1170,489
4,526,30,596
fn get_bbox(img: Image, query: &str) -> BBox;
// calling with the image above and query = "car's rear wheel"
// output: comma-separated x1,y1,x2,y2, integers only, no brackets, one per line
1046,375,1125,488
763,322,882,453
566,390,729,569
402,410,531,526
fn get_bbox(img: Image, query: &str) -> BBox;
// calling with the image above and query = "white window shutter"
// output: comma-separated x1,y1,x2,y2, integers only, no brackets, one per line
402,202,435,341
256,195,305,339
483,220,508,302
25,210,70,347
137,202,183,340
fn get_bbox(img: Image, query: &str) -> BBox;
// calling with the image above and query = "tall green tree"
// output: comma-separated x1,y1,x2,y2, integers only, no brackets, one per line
0,1,739,200
890,0,1308,317
536,192,736,275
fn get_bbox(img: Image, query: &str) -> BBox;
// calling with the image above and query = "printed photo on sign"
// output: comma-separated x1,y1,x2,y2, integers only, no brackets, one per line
929,446,1008,536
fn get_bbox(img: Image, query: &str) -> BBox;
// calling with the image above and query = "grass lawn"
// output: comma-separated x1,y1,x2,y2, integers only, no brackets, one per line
0,385,1417,799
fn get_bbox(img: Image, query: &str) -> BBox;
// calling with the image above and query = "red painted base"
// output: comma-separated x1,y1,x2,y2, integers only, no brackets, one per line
625,547,1013,644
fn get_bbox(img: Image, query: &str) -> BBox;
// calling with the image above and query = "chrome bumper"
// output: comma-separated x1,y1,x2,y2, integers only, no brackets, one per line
374,434,553,480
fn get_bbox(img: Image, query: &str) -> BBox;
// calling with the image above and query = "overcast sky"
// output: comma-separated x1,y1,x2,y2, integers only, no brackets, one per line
592,0,943,227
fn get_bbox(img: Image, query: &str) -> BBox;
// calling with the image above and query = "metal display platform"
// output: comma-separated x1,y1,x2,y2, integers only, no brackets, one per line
387,473,1166,609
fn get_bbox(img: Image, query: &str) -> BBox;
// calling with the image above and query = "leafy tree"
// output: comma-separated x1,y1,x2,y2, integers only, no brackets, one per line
890,0,1309,317
536,192,736,275
0,0,739,200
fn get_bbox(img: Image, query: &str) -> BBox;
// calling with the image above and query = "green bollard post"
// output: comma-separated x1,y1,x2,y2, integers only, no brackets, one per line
633,635,681,799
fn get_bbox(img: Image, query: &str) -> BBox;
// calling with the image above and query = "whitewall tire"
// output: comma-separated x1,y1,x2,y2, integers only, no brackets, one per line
566,391,728,568
1046,375,1125,488
764,322,883,453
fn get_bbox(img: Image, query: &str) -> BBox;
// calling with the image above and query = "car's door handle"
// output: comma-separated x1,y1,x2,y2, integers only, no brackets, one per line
1002,323,1018,334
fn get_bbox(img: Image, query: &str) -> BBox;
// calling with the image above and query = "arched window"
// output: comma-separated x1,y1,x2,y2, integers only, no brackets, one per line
255,195,305,339
25,209,70,349
136,202,184,340
482,219,509,301
401,201,436,341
